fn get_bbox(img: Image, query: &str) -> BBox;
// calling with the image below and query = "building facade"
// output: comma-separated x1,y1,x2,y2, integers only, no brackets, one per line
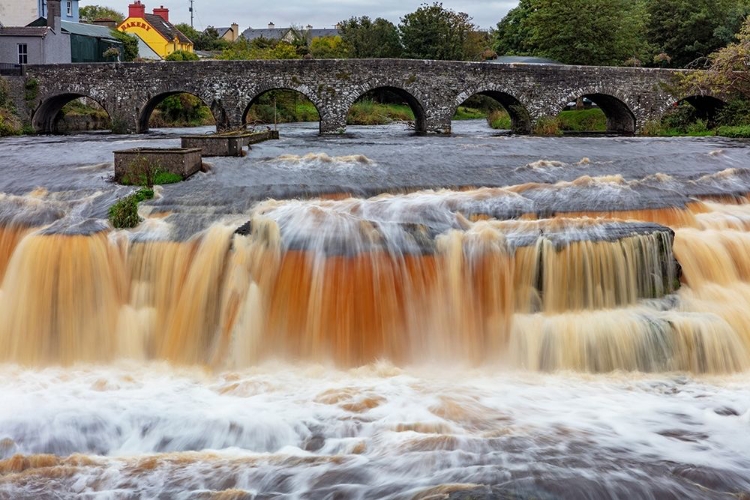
118,2,192,59
0,0,78,27
0,1,69,65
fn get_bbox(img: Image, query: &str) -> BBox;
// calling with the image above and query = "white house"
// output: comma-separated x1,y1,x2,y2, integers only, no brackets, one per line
0,0,79,27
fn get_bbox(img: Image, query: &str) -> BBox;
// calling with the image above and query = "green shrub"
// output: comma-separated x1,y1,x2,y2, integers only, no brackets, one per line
487,109,511,129
152,171,183,185
165,50,199,61
109,188,154,229
533,116,562,136
717,125,750,138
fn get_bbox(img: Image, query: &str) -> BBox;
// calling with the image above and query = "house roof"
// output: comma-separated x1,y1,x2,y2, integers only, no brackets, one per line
27,18,119,41
213,27,233,38
240,26,340,42
0,26,50,37
241,27,291,41
143,13,192,45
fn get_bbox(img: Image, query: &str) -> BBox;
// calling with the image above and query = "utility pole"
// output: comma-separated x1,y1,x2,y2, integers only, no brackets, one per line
190,0,194,28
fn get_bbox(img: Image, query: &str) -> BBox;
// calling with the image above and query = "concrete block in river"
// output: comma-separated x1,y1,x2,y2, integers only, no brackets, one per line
113,148,203,183
181,130,279,157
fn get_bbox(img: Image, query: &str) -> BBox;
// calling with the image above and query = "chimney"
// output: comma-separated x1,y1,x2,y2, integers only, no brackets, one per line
268,22,275,29
231,23,239,41
153,5,169,23
128,1,146,19
47,0,61,30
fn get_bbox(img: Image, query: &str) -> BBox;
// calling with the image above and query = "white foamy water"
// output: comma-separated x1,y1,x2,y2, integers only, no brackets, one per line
0,364,748,499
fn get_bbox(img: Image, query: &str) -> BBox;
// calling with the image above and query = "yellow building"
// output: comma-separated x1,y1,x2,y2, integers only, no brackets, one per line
119,1,192,59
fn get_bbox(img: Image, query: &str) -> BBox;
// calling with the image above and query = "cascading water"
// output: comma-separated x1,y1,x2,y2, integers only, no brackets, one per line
0,124,749,499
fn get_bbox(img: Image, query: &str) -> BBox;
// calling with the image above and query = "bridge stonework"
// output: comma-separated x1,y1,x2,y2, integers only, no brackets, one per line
21,59,690,135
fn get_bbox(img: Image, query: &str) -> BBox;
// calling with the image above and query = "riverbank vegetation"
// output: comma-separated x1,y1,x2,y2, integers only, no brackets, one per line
0,78,22,137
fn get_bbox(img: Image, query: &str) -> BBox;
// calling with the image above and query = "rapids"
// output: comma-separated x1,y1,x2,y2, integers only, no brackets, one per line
0,121,749,498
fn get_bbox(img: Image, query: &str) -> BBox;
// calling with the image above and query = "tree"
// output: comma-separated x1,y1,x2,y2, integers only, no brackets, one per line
218,40,300,60
110,30,139,61
175,23,230,52
492,0,537,56
165,50,199,61
79,5,125,23
683,17,750,100
399,3,479,61
526,0,649,66
646,0,750,68
338,17,402,58
309,36,349,59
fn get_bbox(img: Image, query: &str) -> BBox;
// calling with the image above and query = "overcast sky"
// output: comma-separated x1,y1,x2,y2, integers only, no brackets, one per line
83,1,519,31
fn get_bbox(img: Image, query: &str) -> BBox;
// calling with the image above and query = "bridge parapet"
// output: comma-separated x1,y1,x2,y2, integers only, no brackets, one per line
20,59,702,135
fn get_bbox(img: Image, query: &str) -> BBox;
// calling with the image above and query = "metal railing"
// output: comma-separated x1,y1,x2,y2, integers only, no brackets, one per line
0,63,23,76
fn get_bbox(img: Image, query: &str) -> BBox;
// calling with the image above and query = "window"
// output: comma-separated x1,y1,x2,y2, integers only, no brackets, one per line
18,44,28,65
66,1,72,16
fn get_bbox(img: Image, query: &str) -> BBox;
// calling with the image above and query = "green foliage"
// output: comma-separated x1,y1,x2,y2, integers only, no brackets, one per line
175,24,230,51
24,79,38,102
717,99,750,126
399,3,482,61
453,106,485,120
492,0,536,56
309,36,349,59
716,125,750,138
558,108,607,132
110,30,139,61
153,171,183,185
152,94,212,127
533,116,562,136
338,16,403,58
166,50,199,61
80,5,125,23
646,0,750,68
109,188,154,229
347,100,414,125
487,110,511,129
245,90,320,124
219,39,301,60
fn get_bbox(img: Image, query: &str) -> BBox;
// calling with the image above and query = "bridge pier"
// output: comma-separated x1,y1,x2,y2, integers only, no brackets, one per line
320,111,348,135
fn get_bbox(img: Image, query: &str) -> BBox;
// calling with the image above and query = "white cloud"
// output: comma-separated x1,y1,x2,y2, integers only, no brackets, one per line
84,0,519,30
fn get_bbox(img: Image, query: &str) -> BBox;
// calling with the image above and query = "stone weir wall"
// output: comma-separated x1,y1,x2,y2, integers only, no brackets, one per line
20,60,703,135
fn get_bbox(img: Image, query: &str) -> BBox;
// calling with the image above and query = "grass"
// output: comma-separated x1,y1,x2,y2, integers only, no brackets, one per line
558,108,607,132
716,125,750,138
453,106,486,120
109,188,154,229
347,100,414,125
487,110,511,129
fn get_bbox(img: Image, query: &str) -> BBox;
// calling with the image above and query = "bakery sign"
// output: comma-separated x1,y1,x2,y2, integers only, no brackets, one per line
120,21,151,32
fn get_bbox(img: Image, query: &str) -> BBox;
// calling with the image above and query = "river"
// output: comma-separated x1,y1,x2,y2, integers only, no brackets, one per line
0,120,749,499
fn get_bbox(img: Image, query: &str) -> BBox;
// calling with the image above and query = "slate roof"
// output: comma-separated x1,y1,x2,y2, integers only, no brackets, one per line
241,27,290,41
27,18,119,41
241,26,340,42
0,26,50,37
143,13,192,44
213,27,233,38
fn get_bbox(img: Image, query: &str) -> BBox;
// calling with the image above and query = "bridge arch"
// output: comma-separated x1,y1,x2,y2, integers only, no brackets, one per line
344,85,428,134
138,91,227,133
242,86,323,131
555,89,637,134
674,95,727,124
32,93,111,134
451,87,532,134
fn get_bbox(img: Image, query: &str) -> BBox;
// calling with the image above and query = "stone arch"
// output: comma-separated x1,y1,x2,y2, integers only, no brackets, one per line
674,95,727,124
345,84,428,134
138,91,227,133
452,86,532,134
555,89,637,134
242,86,323,130
32,93,112,134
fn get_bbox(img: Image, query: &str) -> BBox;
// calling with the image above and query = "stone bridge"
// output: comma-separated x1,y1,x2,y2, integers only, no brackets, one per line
19,59,724,135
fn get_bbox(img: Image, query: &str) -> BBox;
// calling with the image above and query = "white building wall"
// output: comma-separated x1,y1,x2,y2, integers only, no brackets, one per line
0,0,39,27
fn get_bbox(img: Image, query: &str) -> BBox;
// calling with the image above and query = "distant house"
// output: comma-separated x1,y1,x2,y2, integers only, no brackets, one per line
28,18,123,62
118,1,192,59
241,22,340,45
213,23,239,42
0,0,79,27
0,0,71,65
